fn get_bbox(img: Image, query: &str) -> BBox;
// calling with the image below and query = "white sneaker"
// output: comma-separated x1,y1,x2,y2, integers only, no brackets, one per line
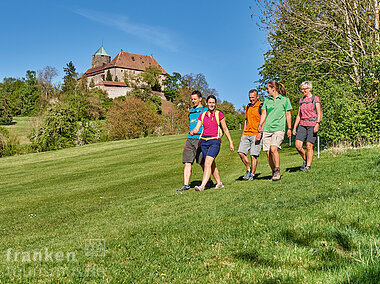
215,183,224,189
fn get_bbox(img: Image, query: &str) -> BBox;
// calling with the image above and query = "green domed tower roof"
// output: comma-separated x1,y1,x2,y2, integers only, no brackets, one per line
94,46,110,57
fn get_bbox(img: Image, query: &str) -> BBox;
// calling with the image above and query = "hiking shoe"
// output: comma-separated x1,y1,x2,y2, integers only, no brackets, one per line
195,185,205,191
215,183,224,189
247,174,256,181
177,185,190,191
206,180,215,189
300,160,307,170
242,170,252,180
272,167,281,181
300,166,311,171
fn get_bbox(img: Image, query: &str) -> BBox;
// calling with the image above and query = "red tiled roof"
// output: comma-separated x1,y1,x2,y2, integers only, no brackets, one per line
85,65,106,76
85,50,167,75
95,81,127,87
108,51,167,74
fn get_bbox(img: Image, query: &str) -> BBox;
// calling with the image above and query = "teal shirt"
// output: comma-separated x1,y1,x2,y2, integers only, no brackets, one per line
262,95,292,132
188,106,207,139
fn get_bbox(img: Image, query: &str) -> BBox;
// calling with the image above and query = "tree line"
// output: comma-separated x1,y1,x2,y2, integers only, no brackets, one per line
253,0,380,145
0,62,243,157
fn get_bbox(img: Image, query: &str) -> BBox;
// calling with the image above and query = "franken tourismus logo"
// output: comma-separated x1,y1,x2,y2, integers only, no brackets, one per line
84,239,105,257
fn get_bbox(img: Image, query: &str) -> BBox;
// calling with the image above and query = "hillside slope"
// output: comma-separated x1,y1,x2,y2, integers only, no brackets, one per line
0,132,378,283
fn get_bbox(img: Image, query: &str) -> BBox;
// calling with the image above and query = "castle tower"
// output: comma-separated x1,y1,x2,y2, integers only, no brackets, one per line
92,46,111,68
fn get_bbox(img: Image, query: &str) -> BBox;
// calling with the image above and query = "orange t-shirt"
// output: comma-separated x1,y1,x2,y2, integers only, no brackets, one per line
243,101,262,135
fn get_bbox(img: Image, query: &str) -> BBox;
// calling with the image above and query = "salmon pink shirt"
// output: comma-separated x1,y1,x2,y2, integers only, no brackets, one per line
299,95,321,127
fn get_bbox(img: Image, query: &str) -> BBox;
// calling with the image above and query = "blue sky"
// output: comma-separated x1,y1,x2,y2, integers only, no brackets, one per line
0,0,268,109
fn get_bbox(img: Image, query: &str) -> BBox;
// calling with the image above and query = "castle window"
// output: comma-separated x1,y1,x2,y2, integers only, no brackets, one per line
132,56,135,61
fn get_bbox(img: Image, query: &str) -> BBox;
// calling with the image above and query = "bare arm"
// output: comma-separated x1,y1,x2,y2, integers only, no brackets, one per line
292,107,301,136
257,110,267,133
241,119,247,138
286,110,292,138
189,120,202,136
314,102,321,133
220,118,234,152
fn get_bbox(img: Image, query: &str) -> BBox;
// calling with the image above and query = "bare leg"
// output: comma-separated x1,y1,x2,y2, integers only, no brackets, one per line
238,152,250,170
267,151,275,171
250,155,258,175
306,142,314,167
270,145,280,168
183,163,192,186
201,156,215,188
295,140,306,161
211,160,221,185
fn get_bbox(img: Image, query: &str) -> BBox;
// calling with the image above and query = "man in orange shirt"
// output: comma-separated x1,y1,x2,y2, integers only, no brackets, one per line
238,89,263,180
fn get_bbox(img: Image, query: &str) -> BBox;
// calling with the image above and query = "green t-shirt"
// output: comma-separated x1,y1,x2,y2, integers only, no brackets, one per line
262,95,292,132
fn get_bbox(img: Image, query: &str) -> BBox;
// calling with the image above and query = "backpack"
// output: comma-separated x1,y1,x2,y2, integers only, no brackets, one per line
300,95,322,121
200,110,223,140
246,101,262,116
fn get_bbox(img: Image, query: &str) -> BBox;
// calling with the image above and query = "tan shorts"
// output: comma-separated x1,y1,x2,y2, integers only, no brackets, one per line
262,131,285,151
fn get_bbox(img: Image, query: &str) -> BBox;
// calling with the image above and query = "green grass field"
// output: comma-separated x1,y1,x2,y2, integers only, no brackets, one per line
3,117,34,145
0,131,378,283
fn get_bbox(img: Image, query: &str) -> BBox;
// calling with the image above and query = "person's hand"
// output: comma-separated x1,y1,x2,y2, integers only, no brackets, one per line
287,129,292,138
314,124,319,133
256,132,262,141
230,142,234,152
189,131,194,136
292,128,297,136
257,124,263,133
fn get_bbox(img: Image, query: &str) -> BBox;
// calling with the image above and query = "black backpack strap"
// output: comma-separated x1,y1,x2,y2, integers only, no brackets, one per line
258,103,262,115
312,95,316,114
300,96,306,105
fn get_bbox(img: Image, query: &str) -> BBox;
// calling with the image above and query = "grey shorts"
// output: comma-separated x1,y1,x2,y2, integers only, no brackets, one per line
238,135,262,157
296,125,317,144
262,131,285,151
182,138,204,164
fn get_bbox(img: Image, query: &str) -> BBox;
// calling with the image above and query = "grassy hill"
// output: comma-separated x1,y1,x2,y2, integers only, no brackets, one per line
0,132,378,283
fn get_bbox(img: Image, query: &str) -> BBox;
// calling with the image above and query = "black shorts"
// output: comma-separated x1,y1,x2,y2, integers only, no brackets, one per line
182,138,204,164
295,125,317,144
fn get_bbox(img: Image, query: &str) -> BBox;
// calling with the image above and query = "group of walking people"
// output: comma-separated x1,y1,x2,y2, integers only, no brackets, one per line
178,81,322,191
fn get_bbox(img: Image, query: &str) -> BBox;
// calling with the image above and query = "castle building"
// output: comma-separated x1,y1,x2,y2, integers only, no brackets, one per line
83,46,167,98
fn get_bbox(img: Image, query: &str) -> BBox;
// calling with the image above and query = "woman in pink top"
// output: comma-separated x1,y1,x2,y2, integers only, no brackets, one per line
292,81,322,171
190,95,234,191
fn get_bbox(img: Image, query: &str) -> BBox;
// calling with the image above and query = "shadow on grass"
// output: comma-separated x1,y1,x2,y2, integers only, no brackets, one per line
285,166,301,173
340,264,380,284
235,173,262,181
280,228,321,247
3,121,16,125
255,174,272,180
189,180,202,187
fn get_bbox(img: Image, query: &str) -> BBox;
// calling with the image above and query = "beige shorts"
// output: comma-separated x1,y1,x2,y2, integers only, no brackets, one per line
262,131,285,151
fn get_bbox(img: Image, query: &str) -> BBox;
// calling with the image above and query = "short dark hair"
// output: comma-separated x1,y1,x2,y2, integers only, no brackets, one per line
206,95,217,103
249,89,258,95
191,90,202,98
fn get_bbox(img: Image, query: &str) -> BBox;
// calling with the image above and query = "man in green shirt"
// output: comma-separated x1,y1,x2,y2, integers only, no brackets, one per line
258,81,292,181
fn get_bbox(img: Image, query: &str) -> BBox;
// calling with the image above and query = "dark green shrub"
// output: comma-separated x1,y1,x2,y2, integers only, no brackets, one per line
0,127,20,157
0,97,12,125
314,80,380,146
224,113,245,130
29,102,78,151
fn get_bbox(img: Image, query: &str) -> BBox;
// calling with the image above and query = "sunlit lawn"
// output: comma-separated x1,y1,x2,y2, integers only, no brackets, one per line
0,132,378,283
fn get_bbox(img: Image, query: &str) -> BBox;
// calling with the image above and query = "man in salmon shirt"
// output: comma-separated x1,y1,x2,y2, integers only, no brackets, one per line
238,89,263,180
292,81,322,171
